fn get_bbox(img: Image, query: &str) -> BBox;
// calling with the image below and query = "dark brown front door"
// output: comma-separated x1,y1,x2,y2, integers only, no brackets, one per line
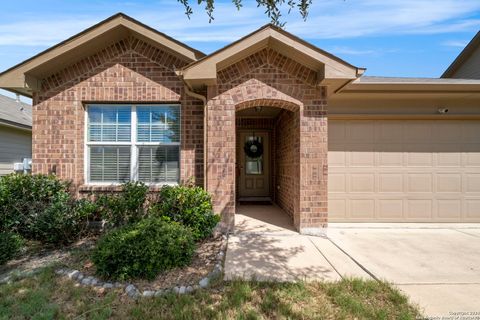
238,131,270,198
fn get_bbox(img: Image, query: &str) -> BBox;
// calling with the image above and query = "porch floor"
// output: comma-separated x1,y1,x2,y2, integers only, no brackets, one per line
224,204,369,282
234,204,297,235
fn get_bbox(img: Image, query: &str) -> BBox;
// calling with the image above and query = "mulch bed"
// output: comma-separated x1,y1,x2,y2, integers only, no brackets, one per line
60,234,223,292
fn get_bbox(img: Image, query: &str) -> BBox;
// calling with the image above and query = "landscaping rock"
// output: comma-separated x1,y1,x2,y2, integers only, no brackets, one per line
179,286,186,294
55,269,65,275
0,275,11,284
114,282,122,288
90,278,98,286
142,290,155,298
199,277,209,288
154,290,164,297
67,270,80,279
216,252,225,260
76,273,84,281
103,283,114,289
173,286,180,294
186,286,194,293
81,278,91,285
125,284,139,299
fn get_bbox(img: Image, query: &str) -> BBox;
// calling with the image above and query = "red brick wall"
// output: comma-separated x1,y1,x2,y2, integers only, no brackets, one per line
32,37,204,191
207,48,328,232
274,110,299,226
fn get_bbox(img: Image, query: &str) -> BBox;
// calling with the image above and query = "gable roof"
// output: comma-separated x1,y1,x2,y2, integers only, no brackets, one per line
442,31,480,78
180,24,365,90
0,13,205,97
0,94,32,130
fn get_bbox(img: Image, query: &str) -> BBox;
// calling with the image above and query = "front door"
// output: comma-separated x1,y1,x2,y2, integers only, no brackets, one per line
238,131,270,198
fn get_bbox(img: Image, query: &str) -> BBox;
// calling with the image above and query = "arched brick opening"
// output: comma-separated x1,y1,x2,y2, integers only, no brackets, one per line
235,98,300,113
235,98,301,229
206,78,328,235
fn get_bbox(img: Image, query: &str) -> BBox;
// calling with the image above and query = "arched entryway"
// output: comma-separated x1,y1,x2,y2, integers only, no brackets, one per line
235,99,301,230
206,79,328,236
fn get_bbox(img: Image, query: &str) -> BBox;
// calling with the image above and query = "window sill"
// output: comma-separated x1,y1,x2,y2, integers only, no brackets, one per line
78,183,178,193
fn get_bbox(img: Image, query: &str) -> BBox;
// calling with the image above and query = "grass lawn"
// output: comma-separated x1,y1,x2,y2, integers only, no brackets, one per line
0,267,420,320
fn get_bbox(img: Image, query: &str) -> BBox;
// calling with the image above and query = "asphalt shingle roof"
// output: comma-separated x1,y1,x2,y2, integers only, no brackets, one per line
0,94,32,128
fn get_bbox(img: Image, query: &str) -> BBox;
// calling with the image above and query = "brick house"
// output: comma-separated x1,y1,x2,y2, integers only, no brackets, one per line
1,14,480,235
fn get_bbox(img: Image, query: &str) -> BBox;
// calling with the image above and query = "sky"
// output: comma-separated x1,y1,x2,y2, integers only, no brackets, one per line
0,0,479,103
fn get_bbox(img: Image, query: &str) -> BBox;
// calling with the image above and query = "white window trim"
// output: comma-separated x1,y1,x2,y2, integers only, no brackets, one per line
84,104,181,186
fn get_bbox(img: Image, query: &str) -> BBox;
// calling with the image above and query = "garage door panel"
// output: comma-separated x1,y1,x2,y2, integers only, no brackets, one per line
375,121,403,142
406,199,433,220
377,199,404,219
379,173,403,193
328,149,346,167
347,121,375,142
350,199,375,219
437,174,462,193
462,122,480,142
329,199,347,219
465,200,480,220
350,174,375,193
464,145,480,166
407,173,433,193
404,123,432,143
432,122,463,142
406,146,434,167
348,144,375,166
437,148,462,167
328,173,346,193
437,199,462,219
329,120,480,222
377,144,404,166
465,174,480,193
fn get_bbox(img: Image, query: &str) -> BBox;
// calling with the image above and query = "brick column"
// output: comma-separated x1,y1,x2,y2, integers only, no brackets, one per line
298,87,328,235
206,85,236,228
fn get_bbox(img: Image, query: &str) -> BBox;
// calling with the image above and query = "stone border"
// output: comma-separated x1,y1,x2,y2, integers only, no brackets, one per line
54,233,228,299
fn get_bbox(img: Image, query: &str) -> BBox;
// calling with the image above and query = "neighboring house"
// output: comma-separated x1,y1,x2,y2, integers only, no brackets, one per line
0,94,32,176
442,31,480,79
0,13,479,234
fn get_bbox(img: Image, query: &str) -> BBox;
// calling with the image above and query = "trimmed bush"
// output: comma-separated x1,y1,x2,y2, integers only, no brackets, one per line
0,174,95,244
149,185,220,240
92,217,195,280
97,181,149,228
0,232,24,265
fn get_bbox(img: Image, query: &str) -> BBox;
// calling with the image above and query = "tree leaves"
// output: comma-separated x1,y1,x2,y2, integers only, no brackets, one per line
177,0,313,27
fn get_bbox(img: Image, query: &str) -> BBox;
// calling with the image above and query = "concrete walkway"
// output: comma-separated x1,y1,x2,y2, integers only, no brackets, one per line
225,205,370,282
225,205,480,317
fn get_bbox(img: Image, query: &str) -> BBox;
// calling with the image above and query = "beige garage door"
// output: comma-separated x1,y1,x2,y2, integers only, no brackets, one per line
328,120,480,222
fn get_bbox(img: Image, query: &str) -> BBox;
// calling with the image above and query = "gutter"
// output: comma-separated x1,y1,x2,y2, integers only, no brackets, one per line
176,69,208,190
0,119,32,132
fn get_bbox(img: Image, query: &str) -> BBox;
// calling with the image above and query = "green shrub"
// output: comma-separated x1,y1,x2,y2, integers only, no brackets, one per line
0,173,70,233
0,174,95,244
149,185,220,240
92,217,195,280
0,232,24,265
97,181,149,228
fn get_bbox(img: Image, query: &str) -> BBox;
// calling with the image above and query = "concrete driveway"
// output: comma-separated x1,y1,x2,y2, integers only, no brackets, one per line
328,224,480,317
225,206,480,317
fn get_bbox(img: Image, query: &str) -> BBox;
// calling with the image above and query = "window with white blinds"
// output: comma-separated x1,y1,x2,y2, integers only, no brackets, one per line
86,104,180,184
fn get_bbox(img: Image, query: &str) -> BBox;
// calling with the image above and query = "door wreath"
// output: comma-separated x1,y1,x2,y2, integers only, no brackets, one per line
244,139,263,158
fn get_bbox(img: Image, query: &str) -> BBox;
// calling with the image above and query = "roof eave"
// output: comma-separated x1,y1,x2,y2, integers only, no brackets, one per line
441,31,480,78
182,25,364,89
0,13,206,97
